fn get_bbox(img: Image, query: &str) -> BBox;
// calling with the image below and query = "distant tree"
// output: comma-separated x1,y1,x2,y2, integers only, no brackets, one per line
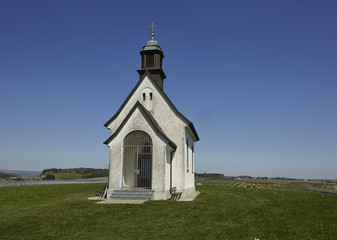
238,175,253,179
43,174,55,180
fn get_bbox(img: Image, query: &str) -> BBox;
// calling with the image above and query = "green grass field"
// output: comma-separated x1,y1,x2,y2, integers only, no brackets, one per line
1,183,336,240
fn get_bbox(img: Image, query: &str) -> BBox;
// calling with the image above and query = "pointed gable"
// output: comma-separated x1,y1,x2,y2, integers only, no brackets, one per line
104,72,199,141
104,101,177,149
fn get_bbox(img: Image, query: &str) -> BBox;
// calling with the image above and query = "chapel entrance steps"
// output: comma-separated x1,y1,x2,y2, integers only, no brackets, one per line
109,189,153,200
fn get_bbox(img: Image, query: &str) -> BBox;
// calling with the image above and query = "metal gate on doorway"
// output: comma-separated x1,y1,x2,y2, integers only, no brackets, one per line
123,131,152,189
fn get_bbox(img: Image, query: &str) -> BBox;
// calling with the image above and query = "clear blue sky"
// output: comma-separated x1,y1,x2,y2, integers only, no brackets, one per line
1,0,336,179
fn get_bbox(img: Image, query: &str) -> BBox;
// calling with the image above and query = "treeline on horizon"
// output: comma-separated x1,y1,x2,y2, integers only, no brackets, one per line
0,172,16,178
42,168,109,178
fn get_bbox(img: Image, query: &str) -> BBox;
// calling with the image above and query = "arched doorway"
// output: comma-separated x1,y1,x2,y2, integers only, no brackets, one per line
123,131,152,189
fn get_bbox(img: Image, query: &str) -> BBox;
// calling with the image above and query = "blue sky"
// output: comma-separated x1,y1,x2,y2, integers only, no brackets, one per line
1,0,336,179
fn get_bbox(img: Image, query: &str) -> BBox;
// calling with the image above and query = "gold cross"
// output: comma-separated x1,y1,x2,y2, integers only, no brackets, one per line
149,22,156,39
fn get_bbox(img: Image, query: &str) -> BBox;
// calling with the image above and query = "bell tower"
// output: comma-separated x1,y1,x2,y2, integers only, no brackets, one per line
137,23,166,89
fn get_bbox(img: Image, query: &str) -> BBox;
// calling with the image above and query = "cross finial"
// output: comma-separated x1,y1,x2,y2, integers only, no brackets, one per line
149,22,156,39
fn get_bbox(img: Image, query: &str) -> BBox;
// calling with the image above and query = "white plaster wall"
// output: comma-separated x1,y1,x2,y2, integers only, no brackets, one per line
169,127,196,198
171,135,185,192
184,128,196,192
107,107,170,199
107,140,122,195
107,76,185,140
106,75,196,199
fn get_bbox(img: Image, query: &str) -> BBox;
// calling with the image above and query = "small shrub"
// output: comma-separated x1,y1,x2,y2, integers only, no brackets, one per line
43,174,55,180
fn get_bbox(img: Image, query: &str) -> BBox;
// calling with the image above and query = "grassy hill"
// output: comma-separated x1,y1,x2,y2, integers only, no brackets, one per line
1,182,336,239
0,169,41,176
51,172,83,179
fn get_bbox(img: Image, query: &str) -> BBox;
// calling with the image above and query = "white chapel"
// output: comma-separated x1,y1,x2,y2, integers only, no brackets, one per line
104,27,199,200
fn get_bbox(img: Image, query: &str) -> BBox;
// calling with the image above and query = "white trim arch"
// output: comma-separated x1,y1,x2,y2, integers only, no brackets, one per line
122,130,153,189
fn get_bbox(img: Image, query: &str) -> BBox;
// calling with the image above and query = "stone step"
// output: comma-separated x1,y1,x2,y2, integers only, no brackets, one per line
110,195,151,200
111,191,152,195
110,189,153,200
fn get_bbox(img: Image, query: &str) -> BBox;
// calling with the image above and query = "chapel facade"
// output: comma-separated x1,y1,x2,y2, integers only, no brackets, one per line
103,30,199,200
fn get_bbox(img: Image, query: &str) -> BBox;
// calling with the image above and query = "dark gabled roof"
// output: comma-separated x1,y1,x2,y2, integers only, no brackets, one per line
103,101,177,149
104,72,200,141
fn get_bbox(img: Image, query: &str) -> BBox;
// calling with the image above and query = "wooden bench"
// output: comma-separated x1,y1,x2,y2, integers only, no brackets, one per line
97,186,108,198
169,187,182,201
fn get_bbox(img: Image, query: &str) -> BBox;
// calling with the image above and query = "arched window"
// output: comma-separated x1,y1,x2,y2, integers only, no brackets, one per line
123,131,152,188
192,144,194,173
186,139,189,173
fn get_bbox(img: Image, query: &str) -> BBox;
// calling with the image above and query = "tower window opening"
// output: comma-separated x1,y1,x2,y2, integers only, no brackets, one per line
146,54,155,67
150,93,153,100
143,93,146,101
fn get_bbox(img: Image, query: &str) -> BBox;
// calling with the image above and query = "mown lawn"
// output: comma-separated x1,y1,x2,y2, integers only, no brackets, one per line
0,183,336,240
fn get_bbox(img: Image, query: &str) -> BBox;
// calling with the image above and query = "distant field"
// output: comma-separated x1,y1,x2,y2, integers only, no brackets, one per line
196,177,337,194
1,182,336,240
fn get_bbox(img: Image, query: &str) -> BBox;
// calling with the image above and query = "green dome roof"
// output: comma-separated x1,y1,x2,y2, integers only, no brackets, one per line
142,39,162,51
